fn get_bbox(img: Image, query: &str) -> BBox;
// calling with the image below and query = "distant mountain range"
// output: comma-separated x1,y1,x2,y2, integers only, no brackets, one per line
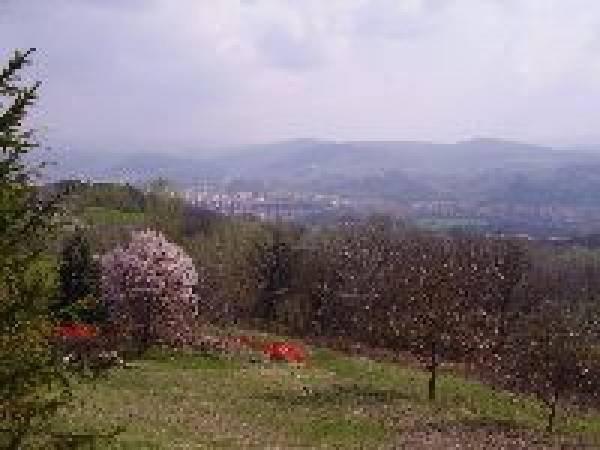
36,138,600,205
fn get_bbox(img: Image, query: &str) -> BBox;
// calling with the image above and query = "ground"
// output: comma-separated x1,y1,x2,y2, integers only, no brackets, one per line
56,330,600,449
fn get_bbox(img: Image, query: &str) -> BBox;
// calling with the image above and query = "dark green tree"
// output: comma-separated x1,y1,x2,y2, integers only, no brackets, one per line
0,49,117,448
0,47,67,449
54,227,105,323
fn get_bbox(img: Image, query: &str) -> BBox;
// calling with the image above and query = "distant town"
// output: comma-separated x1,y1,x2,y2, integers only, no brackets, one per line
178,185,354,221
160,183,600,245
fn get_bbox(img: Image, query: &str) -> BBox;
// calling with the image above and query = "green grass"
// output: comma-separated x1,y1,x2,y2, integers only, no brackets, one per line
56,339,600,448
80,207,147,226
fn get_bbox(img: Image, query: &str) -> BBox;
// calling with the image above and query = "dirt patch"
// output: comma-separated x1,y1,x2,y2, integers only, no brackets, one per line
394,422,597,450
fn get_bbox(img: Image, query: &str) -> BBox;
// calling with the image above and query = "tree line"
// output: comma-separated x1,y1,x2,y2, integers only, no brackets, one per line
176,215,598,430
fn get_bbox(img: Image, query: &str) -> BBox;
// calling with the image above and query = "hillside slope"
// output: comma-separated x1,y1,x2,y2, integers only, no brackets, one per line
58,332,600,449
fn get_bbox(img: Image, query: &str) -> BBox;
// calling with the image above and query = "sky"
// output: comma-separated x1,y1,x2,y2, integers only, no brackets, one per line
2,0,600,154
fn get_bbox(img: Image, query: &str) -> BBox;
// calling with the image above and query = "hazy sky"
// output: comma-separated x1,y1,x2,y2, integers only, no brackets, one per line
2,0,600,153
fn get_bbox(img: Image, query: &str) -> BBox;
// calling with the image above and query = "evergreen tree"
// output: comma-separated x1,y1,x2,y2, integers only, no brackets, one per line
54,227,104,323
0,49,112,448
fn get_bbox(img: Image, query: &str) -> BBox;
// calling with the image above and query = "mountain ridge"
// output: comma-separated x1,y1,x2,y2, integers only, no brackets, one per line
36,138,600,206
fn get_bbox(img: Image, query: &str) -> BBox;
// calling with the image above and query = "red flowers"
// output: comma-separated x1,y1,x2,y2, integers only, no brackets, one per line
54,323,99,339
223,335,307,363
262,341,307,363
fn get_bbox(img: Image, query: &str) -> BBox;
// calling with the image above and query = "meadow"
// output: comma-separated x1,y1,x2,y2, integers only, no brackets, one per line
57,329,600,449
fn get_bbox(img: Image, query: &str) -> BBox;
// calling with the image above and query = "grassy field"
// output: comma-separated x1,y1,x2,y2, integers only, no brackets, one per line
56,334,600,449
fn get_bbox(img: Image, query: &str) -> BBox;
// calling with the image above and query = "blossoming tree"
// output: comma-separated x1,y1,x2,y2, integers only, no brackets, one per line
101,229,199,348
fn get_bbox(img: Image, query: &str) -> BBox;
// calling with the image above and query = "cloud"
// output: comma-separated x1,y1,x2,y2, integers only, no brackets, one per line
1,0,600,152
351,0,450,40
254,23,324,70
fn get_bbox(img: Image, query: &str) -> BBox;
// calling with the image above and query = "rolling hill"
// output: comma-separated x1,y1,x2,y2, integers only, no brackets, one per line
37,138,600,206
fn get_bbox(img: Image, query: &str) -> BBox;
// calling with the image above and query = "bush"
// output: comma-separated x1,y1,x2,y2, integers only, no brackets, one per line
100,229,199,349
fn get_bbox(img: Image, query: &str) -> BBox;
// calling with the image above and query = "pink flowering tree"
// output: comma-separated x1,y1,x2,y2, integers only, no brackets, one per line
100,229,199,349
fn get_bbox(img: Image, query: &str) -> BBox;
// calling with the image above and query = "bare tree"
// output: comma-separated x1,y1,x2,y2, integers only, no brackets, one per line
396,234,527,401
493,301,597,431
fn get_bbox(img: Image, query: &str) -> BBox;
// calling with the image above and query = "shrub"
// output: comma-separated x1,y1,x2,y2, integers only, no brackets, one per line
263,341,307,363
100,229,199,349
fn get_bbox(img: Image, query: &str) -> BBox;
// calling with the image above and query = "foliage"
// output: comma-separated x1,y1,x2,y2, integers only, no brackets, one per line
0,48,123,449
142,178,186,242
248,218,530,402
0,48,75,449
81,206,146,227
45,180,147,214
489,301,599,432
253,225,297,323
185,219,271,324
54,227,106,323
394,234,528,400
100,229,199,349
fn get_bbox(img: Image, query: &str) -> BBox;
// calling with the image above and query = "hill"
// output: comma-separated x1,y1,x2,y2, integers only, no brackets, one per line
37,138,600,213
39,138,599,181
57,330,600,448
210,138,600,179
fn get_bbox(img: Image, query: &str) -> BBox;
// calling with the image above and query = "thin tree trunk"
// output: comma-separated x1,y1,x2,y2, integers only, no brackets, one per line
428,340,437,401
547,391,559,432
